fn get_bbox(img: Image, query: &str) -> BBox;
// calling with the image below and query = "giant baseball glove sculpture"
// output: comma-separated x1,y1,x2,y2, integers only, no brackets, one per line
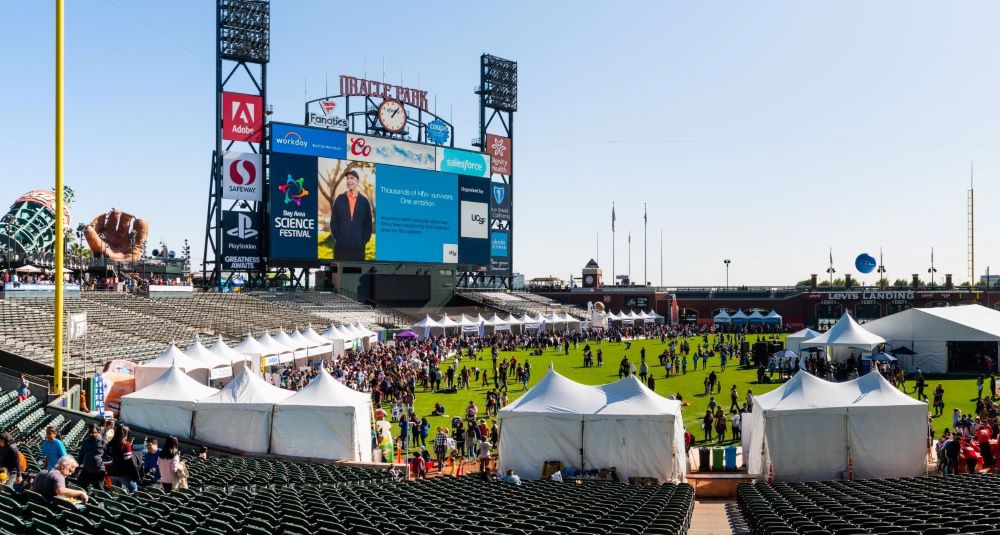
83,209,149,261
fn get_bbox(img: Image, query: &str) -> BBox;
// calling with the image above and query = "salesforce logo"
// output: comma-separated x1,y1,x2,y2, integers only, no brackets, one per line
438,149,488,176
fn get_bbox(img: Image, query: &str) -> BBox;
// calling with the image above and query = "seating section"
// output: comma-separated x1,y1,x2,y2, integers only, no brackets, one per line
184,456,393,488
0,477,694,535
253,292,406,328
738,475,1000,535
458,290,587,319
0,291,385,376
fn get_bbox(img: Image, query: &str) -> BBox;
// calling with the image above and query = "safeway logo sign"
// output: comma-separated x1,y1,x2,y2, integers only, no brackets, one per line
222,92,263,142
487,134,511,175
226,212,259,239
221,152,262,201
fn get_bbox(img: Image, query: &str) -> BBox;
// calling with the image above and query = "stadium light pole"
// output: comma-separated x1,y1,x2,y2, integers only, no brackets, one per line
724,259,731,289
54,0,65,395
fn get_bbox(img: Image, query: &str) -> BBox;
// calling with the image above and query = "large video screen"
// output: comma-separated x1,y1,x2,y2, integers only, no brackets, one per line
268,123,493,266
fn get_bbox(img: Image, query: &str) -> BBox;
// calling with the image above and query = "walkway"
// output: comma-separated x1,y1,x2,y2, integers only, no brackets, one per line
688,499,749,535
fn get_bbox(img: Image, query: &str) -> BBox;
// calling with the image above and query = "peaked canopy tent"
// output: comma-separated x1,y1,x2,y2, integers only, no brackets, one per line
647,310,665,324
234,333,270,362
518,313,541,330
257,332,295,365
208,336,255,373
134,345,211,391
713,310,732,325
487,314,510,332
193,369,293,454
764,310,783,325
730,309,749,325
498,370,686,482
184,338,233,383
456,315,480,334
411,315,443,338
561,313,583,331
785,327,821,355
801,312,886,361
271,371,373,462
120,366,218,439
273,329,309,364
863,304,1000,373
746,370,927,482
290,329,333,360
748,310,767,324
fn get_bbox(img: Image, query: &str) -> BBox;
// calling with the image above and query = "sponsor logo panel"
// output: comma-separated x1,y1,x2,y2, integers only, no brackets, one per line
221,152,262,201
271,123,347,158
436,147,490,178
486,134,511,175
222,92,263,142
346,134,435,170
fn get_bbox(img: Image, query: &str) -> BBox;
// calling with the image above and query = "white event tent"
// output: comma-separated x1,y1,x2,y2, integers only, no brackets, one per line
270,371,373,462
193,369,293,453
713,310,732,325
120,365,218,439
801,313,885,361
498,370,686,482
135,344,210,391
412,315,443,337
257,332,294,364
290,329,333,359
273,329,308,364
746,370,927,481
784,328,821,355
184,338,233,382
862,304,1000,373
208,336,255,373
234,333,270,363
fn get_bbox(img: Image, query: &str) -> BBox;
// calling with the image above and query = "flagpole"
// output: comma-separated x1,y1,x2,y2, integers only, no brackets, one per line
643,203,647,287
628,232,631,284
659,229,663,286
612,202,616,286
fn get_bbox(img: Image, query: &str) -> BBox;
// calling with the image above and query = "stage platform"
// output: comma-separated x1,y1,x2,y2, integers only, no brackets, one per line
686,470,756,498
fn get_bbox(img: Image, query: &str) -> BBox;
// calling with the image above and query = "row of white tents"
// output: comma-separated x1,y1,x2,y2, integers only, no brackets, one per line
411,313,584,336
714,309,783,325
134,324,379,391
121,366,373,462
605,310,665,323
497,369,686,483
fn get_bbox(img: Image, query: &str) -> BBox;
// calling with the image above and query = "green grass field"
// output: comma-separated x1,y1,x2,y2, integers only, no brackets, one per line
384,333,984,452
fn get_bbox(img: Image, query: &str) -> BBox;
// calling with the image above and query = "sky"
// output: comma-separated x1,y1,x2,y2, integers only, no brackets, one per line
4,1,1000,287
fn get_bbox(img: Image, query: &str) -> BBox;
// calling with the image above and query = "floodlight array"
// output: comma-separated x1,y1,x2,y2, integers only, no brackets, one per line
220,0,270,64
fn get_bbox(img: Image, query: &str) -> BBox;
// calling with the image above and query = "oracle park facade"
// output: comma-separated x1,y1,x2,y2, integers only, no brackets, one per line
537,262,986,331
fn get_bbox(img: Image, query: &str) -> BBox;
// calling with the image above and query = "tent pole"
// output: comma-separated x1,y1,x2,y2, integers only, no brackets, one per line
580,419,585,472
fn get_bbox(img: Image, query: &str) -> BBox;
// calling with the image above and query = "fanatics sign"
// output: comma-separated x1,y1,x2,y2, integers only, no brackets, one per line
222,92,263,142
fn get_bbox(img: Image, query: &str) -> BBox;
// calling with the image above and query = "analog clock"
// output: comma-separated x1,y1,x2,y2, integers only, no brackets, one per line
378,99,407,133
585,275,595,285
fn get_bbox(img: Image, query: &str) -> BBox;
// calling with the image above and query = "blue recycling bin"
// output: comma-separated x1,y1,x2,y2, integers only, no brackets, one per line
724,445,737,471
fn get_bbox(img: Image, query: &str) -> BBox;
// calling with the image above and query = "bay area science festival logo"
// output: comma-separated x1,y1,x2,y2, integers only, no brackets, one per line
278,175,309,206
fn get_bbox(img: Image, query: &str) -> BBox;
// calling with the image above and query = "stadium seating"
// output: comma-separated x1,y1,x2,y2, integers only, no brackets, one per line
0,476,694,535
458,290,587,319
0,291,387,377
738,475,1000,535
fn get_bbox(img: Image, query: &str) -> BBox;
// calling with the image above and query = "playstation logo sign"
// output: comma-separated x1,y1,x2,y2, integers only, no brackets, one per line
226,212,259,239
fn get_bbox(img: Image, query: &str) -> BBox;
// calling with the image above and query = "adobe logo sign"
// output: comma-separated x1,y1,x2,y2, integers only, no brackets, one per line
486,134,511,175
221,151,262,201
222,92,263,142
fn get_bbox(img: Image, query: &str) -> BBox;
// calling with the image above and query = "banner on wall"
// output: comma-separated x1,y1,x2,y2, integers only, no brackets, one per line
375,165,458,263
268,153,320,262
437,147,490,178
345,134,436,170
458,175,490,266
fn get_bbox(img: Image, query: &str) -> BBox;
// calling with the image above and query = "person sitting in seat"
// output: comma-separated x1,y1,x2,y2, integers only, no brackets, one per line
503,467,522,486
33,456,88,504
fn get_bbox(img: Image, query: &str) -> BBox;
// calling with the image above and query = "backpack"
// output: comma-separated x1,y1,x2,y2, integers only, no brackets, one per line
17,451,26,473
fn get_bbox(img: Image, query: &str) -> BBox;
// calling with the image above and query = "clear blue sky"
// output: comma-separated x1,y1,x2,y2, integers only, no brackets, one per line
5,1,1000,286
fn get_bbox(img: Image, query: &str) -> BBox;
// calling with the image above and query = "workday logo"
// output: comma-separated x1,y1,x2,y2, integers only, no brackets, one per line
226,212,259,239
278,175,309,206
275,131,308,148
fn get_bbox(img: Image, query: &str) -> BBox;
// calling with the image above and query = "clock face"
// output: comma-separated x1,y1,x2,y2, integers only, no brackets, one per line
585,275,594,284
378,99,407,133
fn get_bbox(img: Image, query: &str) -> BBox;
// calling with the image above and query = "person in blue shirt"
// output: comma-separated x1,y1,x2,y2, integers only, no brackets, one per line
39,426,66,471
503,468,521,486
141,438,159,481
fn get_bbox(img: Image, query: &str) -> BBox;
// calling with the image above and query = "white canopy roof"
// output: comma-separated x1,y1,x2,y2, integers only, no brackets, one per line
487,313,508,326
323,324,349,341
730,309,749,320
457,314,480,327
542,313,564,323
194,369,294,454
504,314,523,325
257,332,295,363
713,310,731,322
648,310,664,319
208,336,254,366
801,312,886,351
475,314,491,326
748,310,766,320
498,370,685,482
271,371,373,462
135,344,211,391
412,315,442,328
766,310,783,319
352,322,376,338
290,329,333,357
273,329,306,350
747,370,926,481
184,338,231,369
234,333,270,358
518,313,540,326
863,304,1000,373
120,366,218,439
438,315,460,327
302,325,330,345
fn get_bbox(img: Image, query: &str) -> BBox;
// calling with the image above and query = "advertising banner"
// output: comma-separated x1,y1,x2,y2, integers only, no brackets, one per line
490,230,511,274
271,123,347,158
268,153,319,261
458,175,490,266
437,147,491,178
221,152,262,201
486,134,512,175
375,165,457,263
222,92,263,142
222,210,262,270
346,134,436,170
489,182,511,222
306,99,349,130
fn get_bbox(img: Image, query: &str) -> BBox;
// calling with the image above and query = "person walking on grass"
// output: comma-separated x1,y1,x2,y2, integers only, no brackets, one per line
715,407,727,443
702,409,714,442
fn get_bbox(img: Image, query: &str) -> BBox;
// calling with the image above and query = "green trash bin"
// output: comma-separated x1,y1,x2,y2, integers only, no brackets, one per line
711,447,724,472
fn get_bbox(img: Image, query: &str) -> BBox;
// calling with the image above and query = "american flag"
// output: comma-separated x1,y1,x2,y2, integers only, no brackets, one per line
612,203,616,232
644,203,647,225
